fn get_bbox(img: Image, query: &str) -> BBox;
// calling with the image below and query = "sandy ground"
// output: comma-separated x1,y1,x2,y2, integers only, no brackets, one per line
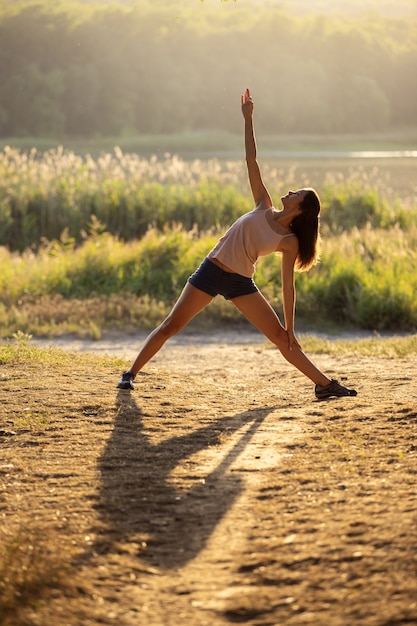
31,328,390,361
32,328,269,359
1,332,417,626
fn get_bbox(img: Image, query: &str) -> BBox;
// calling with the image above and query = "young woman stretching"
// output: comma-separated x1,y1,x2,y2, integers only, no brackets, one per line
118,89,357,400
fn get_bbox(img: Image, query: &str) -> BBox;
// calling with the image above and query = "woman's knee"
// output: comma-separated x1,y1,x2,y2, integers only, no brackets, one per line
158,315,184,339
267,326,287,348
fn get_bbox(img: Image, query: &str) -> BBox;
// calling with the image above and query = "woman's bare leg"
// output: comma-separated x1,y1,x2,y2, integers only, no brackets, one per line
232,291,331,386
129,283,214,377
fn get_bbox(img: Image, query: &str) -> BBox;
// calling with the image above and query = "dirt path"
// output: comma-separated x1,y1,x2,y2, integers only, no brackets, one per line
1,334,417,625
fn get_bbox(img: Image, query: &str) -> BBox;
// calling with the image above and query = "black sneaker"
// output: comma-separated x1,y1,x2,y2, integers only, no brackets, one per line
315,378,357,400
117,371,135,390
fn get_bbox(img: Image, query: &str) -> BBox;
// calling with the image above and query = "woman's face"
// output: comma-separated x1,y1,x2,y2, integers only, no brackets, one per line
281,189,308,209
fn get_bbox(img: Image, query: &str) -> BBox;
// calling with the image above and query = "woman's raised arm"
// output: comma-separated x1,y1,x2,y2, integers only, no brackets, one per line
241,88,273,209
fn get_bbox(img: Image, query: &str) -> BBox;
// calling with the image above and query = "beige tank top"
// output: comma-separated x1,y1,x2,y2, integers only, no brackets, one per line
208,208,290,278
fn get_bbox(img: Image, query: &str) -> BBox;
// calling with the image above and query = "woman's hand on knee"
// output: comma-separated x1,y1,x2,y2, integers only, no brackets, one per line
286,329,302,351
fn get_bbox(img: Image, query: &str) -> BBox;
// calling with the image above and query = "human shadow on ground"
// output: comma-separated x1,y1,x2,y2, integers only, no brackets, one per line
95,391,275,569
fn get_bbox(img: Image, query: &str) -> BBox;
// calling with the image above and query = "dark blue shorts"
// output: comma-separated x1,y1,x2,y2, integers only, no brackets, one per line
188,257,259,300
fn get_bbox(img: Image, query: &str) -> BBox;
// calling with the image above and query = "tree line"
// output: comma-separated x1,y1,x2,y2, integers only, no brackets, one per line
0,0,416,138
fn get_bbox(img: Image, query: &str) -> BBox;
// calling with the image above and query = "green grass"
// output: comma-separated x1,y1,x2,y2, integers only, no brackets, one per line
1,223,416,334
0,149,416,335
0,334,125,368
1,148,415,252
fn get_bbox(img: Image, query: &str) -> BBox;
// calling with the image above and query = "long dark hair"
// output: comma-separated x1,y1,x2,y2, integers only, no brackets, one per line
290,188,321,271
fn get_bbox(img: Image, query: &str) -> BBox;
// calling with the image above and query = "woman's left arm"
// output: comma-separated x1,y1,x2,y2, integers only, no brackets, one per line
281,238,301,350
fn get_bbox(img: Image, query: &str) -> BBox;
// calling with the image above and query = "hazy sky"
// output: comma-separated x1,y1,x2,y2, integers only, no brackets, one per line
153,0,416,17
66,0,416,18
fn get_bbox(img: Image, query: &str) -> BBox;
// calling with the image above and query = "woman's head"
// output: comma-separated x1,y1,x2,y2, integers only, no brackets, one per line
288,188,321,271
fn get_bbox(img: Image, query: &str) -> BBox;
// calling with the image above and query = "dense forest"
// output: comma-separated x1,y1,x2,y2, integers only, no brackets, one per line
0,0,416,138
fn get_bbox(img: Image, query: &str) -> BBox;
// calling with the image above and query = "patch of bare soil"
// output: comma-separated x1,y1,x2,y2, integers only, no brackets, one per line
1,336,417,626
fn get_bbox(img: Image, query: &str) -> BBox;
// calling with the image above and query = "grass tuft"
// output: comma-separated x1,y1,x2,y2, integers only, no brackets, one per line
299,332,417,358
0,527,70,626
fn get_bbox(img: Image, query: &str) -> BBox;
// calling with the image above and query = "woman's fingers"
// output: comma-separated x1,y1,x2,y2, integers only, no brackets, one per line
287,332,302,351
242,88,252,104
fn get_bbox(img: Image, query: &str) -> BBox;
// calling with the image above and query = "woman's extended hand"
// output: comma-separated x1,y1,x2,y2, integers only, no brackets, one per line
241,88,254,119
286,329,302,351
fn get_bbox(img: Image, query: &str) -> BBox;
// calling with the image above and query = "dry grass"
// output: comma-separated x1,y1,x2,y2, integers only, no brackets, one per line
1,338,416,625
0,526,73,626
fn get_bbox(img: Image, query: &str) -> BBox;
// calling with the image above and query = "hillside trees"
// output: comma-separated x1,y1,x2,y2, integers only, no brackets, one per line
0,1,415,138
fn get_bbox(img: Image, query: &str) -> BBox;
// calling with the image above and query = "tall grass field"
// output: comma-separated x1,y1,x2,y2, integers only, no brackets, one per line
0,147,416,337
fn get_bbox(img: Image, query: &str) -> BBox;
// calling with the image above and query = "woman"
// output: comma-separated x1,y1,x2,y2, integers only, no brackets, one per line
118,89,357,400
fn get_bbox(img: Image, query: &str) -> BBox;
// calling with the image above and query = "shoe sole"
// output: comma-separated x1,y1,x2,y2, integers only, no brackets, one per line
315,391,357,399
117,382,134,390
